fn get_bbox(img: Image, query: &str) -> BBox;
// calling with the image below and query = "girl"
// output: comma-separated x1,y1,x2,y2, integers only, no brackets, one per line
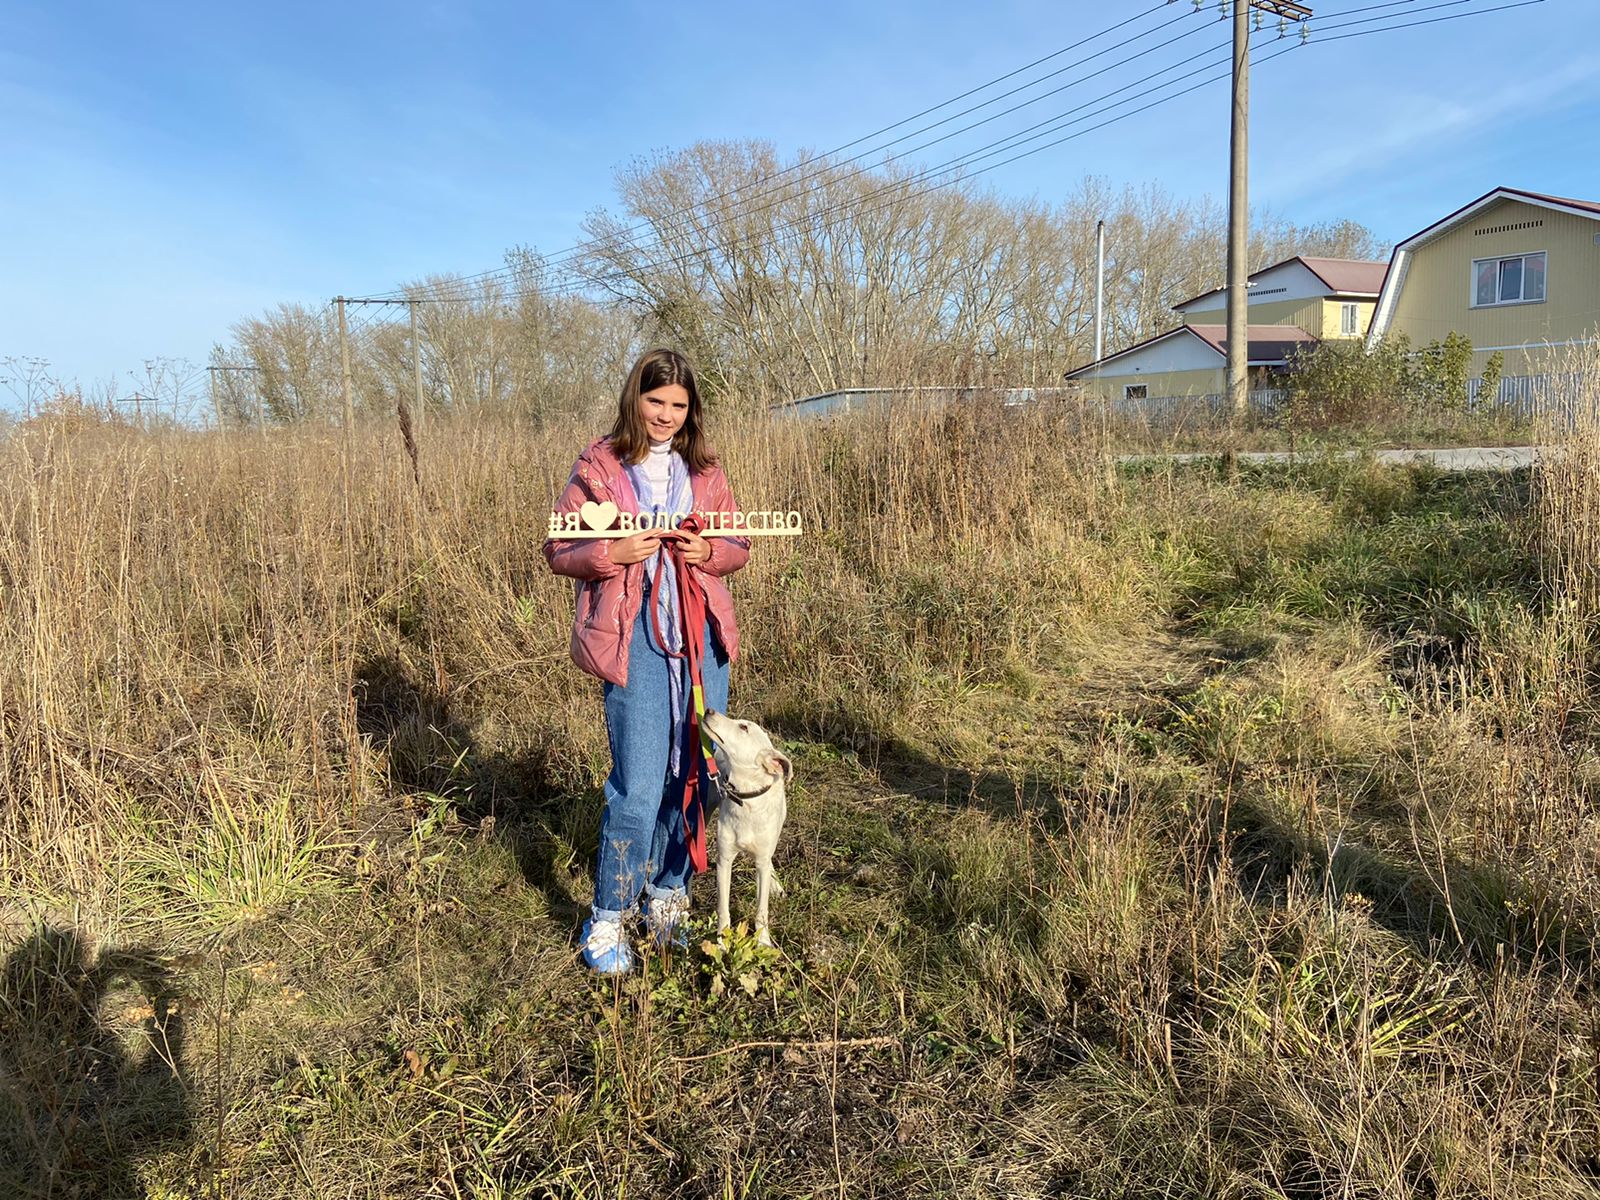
544,348,749,974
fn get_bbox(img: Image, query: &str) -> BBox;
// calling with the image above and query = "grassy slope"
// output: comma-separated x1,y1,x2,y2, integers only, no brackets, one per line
2,416,1598,1198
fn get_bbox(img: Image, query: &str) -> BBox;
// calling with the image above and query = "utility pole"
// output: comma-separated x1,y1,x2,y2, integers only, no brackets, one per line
337,297,354,434
409,299,424,439
332,294,431,468
206,365,264,438
1094,219,1106,364
114,394,155,430
337,297,354,518
1225,0,1311,419
1226,0,1250,419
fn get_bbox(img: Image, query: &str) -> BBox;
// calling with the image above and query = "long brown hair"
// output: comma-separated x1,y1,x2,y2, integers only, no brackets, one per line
606,348,718,472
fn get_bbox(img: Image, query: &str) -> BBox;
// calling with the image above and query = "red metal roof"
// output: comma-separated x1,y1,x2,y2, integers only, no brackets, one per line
1174,255,1388,309
1497,188,1600,217
1393,187,1600,252
1297,257,1389,295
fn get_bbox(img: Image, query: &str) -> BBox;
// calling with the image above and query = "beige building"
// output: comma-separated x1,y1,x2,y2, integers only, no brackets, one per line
1064,324,1317,409
1175,255,1387,339
1368,187,1600,385
1066,255,1387,406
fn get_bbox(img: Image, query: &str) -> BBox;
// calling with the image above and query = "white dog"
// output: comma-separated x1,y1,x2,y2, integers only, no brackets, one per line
702,710,792,946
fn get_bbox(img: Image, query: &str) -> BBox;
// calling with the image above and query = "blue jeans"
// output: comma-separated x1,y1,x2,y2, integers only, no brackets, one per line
593,599,729,918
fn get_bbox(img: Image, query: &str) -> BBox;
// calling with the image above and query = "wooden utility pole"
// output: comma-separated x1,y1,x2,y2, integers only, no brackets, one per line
1226,0,1250,418
206,365,264,439
337,297,355,528
1226,0,1311,419
113,395,154,429
409,299,424,439
337,297,354,434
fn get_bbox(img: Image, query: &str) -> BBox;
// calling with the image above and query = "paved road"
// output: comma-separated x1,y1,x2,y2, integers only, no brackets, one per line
1124,446,1539,471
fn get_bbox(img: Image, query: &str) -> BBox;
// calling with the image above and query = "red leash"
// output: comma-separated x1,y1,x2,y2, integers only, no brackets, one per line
645,514,719,874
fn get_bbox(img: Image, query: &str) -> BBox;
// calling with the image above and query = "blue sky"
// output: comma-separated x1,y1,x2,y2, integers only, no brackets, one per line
2,0,1596,403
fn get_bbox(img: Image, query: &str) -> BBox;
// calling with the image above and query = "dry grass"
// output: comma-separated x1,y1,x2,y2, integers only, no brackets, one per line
0,380,1598,1198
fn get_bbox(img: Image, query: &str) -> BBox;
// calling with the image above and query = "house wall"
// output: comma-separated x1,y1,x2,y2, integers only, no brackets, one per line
1074,365,1224,405
1085,330,1219,375
1180,297,1374,339
1175,259,1332,315
1318,298,1376,340
1182,297,1318,331
1387,198,1600,375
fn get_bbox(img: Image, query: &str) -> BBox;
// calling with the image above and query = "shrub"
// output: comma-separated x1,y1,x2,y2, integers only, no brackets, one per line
1476,350,1505,409
1281,335,1419,430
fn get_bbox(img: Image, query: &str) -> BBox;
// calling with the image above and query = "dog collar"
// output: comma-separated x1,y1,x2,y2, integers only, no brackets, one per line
718,777,776,804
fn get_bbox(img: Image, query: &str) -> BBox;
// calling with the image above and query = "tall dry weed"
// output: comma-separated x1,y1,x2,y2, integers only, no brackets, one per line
0,398,1122,921
1536,338,1600,624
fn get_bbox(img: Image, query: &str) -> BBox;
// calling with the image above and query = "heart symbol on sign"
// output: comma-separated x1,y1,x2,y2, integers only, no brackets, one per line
580,500,619,532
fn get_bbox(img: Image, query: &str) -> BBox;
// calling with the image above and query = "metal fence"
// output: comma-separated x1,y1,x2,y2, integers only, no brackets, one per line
1469,373,1589,423
778,375,1596,429
1113,388,1286,425
1121,376,1594,428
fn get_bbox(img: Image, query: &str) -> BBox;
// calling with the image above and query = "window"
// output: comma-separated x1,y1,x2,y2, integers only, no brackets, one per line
1472,251,1546,306
1340,303,1360,335
1124,384,1148,401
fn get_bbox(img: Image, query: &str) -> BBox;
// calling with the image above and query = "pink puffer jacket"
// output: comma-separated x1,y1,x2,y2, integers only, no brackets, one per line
544,437,750,686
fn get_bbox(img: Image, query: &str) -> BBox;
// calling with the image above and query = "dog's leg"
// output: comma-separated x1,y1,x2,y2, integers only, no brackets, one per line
717,842,735,937
754,856,776,947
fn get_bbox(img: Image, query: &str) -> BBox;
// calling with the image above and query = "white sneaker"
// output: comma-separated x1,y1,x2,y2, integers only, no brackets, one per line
580,914,634,975
645,890,691,950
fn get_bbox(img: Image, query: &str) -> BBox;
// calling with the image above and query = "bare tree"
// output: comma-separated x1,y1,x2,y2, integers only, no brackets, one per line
229,304,340,423
214,143,1381,418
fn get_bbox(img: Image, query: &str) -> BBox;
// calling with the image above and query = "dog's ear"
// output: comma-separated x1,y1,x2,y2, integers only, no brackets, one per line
760,749,793,783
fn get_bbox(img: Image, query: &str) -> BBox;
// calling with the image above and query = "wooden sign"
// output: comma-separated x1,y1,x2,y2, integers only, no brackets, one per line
548,506,804,538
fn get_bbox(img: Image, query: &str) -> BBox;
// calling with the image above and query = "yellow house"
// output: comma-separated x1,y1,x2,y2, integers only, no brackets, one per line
1175,255,1387,340
1066,255,1386,407
1368,187,1600,385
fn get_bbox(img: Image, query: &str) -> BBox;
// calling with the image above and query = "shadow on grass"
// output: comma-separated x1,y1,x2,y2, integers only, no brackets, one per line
758,699,1080,827
1226,792,1595,978
0,927,191,1199
352,652,604,927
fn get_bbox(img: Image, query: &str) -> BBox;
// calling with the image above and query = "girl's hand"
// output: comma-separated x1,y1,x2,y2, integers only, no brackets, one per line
610,529,666,566
668,530,712,565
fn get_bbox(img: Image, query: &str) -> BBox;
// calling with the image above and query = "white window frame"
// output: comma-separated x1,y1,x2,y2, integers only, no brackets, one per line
1339,302,1360,335
1123,383,1148,401
1470,250,1547,308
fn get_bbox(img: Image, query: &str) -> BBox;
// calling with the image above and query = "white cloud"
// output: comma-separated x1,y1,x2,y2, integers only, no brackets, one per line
1261,53,1600,202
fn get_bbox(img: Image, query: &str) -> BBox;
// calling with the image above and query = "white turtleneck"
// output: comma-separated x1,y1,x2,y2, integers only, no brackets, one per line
643,438,672,503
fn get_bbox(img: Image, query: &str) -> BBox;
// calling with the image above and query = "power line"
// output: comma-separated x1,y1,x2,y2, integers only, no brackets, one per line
412,34,1252,305
391,0,1440,307
424,0,1509,311
1293,0,1536,41
402,33,1245,304
515,7,1220,285
359,1,1191,301
334,0,1529,327
368,0,1430,306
